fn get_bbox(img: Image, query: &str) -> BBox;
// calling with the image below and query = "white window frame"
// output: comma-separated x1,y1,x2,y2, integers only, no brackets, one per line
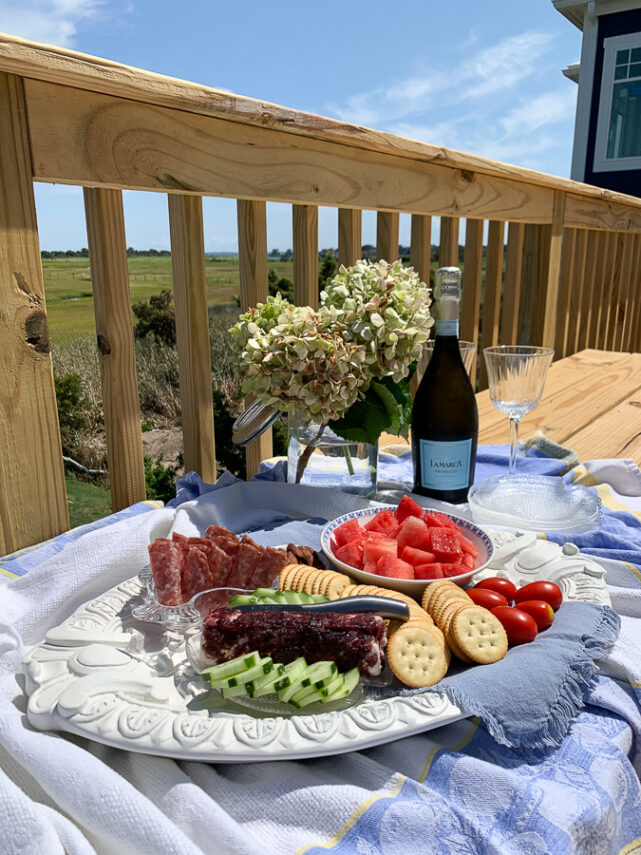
594,31,641,172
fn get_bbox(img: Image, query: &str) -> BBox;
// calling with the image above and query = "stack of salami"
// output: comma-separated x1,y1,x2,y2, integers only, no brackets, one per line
148,524,320,606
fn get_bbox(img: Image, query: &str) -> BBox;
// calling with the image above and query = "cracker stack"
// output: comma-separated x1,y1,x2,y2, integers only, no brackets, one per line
277,570,508,689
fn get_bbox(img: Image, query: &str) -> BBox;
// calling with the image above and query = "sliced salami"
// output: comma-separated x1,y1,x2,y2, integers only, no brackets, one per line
172,532,190,549
249,546,289,590
205,525,238,542
207,542,233,587
182,545,215,602
186,537,214,555
149,539,184,606
230,542,263,589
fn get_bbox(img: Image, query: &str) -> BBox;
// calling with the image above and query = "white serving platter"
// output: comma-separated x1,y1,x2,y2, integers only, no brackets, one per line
22,530,610,763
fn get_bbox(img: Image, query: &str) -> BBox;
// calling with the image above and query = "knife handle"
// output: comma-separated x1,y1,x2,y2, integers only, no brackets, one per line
233,596,409,621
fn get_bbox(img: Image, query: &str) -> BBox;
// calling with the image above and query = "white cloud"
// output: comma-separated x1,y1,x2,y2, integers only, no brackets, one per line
0,0,104,48
327,30,556,127
499,88,577,136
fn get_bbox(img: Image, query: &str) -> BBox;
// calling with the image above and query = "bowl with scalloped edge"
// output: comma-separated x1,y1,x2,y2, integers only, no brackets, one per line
320,505,494,596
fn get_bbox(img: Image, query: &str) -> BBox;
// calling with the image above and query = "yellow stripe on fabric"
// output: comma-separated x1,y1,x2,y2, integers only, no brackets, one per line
295,774,406,855
417,718,481,783
143,500,164,509
631,681,641,689
571,465,641,521
0,566,18,579
618,836,641,855
623,562,641,583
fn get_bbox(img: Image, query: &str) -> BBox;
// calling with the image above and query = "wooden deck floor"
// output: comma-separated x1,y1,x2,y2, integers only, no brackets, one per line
381,350,641,466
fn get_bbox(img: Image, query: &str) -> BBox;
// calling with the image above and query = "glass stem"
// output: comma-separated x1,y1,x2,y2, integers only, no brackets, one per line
343,444,355,476
509,417,520,475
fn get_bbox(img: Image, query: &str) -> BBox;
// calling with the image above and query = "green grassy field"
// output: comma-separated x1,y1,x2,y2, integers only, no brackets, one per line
66,476,112,529
43,256,295,341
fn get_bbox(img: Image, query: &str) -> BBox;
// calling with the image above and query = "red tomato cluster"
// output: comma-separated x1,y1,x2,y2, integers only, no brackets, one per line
469,577,562,646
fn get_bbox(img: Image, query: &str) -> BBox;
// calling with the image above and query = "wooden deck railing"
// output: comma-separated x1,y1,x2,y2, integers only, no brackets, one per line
2,32,641,554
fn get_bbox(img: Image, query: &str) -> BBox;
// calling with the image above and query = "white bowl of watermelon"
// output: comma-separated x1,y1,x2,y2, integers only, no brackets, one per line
320,495,494,596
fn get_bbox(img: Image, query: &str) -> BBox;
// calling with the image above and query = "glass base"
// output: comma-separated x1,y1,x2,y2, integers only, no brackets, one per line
468,474,602,532
287,420,378,497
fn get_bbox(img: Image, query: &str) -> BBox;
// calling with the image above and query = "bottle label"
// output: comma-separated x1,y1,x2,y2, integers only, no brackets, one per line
435,319,459,336
419,439,472,491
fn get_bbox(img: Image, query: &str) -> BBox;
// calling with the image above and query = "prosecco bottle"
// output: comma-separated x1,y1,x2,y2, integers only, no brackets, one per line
411,267,478,503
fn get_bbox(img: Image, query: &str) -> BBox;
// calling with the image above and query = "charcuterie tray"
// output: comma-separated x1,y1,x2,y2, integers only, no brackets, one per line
22,530,610,762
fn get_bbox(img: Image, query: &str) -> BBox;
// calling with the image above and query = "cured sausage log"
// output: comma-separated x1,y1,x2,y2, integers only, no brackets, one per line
201,607,388,676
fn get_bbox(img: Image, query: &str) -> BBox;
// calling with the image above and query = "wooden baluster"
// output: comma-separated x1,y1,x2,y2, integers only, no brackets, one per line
500,221,525,345
168,194,217,484
376,211,399,261
605,233,626,350
84,187,146,511
622,233,641,352
0,72,68,552
596,231,616,349
587,231,608,349
555,228,576,357
439,216,460,267
567,229,587,354
338,209,362,268
626,234,641,352
461,218,483,386
478,220,505,389
577,230,598,352
409,214,432,393
293,204,318,308
238,199,272,478
612,233,635,351
410,214,432,284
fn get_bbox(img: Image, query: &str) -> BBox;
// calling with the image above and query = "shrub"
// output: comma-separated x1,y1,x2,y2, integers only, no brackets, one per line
144,454,178,503
132,289,176,346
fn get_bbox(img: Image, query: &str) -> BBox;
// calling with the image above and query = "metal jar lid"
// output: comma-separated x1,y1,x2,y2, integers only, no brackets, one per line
232,399,283,446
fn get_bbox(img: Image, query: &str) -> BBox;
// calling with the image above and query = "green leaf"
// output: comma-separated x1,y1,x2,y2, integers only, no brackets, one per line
371,376,414,439
330,389,390,445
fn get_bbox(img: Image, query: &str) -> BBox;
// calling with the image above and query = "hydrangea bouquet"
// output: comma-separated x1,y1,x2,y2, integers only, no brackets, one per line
229,259,433,482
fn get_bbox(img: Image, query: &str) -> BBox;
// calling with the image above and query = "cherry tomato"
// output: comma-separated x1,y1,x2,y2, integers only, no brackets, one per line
474,577,517,602
466,588,509,610
513,581,563,612
515,600,555,631
490,606,538,645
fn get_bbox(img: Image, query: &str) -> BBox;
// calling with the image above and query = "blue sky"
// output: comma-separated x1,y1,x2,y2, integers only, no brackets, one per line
1,0,583,251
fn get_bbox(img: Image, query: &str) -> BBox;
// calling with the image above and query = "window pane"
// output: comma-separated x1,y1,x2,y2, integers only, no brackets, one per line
632,47,641,62
607,82,641,159
617,49,630,64
630,62,641,78
615,65,628,80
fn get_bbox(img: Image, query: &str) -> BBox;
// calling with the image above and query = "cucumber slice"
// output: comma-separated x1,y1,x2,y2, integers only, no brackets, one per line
281,590,305,604
322,668,360,703
208,657,273,689
289,684,327,708
201,651,262,683
300,661,337,688
310,593,330,603
245,663,285,697
227,594,255,606
220,683,252,700
253,587,278,599
298,592,315,604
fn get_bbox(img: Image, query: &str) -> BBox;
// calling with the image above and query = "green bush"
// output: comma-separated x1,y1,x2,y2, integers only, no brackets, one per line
268,268,294,301
54,372,95,456
144,454,178,503
132,289,176,346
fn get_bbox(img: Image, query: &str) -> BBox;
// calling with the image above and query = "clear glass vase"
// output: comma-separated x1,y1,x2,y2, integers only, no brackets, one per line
286,415,378,497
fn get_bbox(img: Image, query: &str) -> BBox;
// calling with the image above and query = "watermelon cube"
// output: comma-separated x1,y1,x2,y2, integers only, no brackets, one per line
377,553,415,579
396,516,431,553
395,494,424,523
459,534,479,558
400,546,436,567
461,552,476,570
427,528,463,563
442,563,465,578
362,537,397,568
423,510,460,531
334,540,364,569
333,518,366,548
414,562,445,580
419,562,462,578
364,509,400,538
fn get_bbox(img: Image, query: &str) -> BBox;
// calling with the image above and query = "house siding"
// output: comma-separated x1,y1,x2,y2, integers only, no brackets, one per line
585,7,641,196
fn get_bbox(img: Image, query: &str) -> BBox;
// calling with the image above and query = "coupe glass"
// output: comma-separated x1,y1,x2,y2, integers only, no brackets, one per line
483,345,554,474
